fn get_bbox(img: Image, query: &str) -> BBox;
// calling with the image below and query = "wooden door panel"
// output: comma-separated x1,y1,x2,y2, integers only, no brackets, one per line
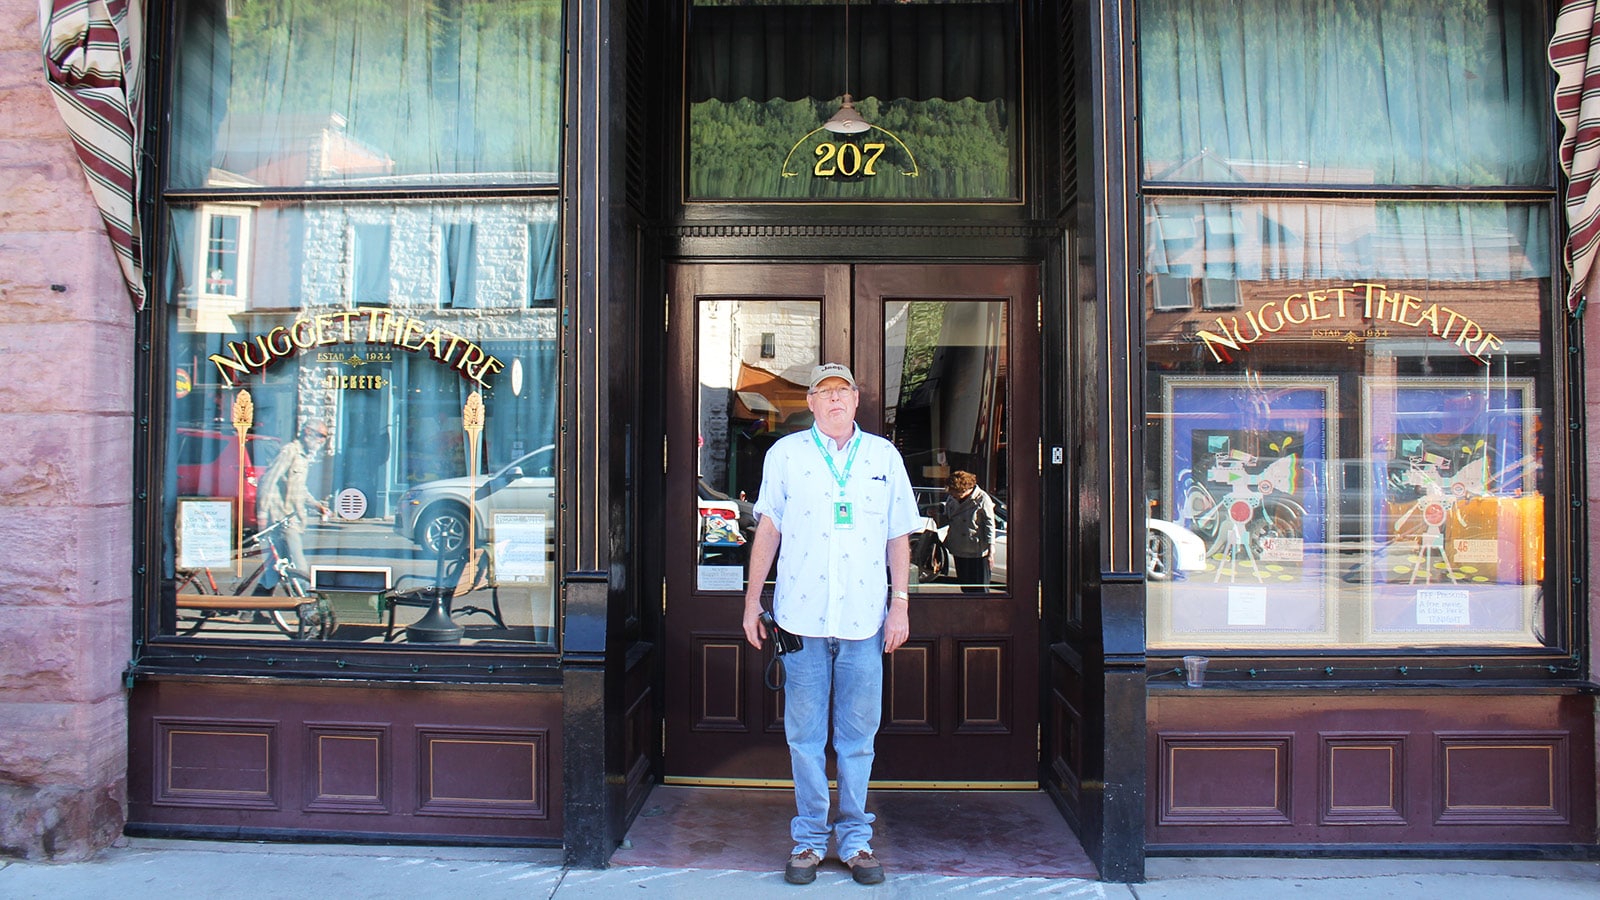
857,264,1040,783
664,265,845,783
884,641,938,733
690,634,749,732
957,640,1009,732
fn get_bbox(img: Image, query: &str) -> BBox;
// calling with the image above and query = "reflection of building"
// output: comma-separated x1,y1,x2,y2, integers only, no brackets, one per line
176,181,560,517
8,0,1598,882
216,113,397,186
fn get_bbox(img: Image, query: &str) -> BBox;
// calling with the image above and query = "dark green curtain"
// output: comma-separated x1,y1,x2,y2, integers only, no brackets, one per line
689,3,1014,103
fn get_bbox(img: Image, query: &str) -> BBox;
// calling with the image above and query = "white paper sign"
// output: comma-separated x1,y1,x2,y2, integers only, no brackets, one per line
178,500,233,570
697,565,745,592
492,513,548,584
1451,539,1499,565
1415,589,1470,626
1227,585,1269,626
1258,536,1305,562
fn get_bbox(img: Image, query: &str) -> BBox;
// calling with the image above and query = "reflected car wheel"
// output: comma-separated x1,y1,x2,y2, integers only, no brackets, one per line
1146,531,1177,582
421,505,470,558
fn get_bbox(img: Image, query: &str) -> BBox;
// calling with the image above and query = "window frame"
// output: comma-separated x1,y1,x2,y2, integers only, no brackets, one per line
1133,0,1583,685
133,0,569,683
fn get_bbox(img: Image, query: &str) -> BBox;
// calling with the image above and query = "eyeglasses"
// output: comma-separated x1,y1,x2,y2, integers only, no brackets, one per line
809,387,856,400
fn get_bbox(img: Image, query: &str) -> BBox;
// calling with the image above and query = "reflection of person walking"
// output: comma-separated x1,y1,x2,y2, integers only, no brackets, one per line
253,419,331,594
943,470,995,593
741,363,920,886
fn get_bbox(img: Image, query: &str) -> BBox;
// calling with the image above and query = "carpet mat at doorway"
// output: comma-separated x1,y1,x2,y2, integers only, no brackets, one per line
609,785,1098,879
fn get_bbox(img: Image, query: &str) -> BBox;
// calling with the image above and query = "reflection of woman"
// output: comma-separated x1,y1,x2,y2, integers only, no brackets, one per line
942,470,995,593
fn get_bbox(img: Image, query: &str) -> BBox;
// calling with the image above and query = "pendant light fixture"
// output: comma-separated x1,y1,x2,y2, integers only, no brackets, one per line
822,0,871,134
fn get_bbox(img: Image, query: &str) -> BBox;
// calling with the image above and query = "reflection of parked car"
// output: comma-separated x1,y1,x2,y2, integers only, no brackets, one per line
175,427,283,532
1146,517,1207,581
395,445,556,557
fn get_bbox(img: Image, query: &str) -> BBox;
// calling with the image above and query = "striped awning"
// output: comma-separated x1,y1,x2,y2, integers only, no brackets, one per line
1553,0,1600,315
40,0,145,310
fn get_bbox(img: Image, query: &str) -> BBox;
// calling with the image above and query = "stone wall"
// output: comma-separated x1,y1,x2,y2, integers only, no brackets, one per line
0,0,134,860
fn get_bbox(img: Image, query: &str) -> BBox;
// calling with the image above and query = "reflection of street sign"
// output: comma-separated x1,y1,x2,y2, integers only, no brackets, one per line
175,368,191,398
336,488,368,520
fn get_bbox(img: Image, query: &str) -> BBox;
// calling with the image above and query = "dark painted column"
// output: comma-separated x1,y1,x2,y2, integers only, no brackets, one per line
561,0,629,869
1080,0,1146,882
563,574,613,866
1097,577,1147,882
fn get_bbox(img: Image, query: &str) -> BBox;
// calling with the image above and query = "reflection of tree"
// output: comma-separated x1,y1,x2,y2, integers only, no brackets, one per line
690,96,1012,199
897,303,943,399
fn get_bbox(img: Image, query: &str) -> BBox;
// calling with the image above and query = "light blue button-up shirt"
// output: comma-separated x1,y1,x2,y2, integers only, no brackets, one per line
752,424,920,640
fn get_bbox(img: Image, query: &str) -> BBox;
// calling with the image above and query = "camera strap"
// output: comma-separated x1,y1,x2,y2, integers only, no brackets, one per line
761,606,790,691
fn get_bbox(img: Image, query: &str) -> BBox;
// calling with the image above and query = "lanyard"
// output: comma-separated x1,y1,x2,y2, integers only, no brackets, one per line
810,426,860,494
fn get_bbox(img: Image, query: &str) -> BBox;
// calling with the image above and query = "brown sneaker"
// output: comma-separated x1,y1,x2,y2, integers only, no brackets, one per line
845,849,885,885
784,848,822,884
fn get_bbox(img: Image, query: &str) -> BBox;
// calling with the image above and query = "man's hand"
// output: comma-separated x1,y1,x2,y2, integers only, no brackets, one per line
883,602,909,654
742,518,781,649
742,600,768,650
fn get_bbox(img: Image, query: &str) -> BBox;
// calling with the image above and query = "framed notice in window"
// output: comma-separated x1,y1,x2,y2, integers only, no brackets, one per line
1151,375,1339,648
1360,378,1540,646
177,499,233,571
491,513,549,585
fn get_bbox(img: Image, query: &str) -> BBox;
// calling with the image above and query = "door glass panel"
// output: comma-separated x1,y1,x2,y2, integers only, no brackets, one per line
696,300,821,590
883,300,1008,593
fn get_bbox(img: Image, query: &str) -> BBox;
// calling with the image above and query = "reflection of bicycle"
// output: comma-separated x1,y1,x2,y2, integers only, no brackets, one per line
173,516,335,640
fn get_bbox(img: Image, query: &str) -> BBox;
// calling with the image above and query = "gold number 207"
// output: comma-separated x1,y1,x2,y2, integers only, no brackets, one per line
814,142,886,177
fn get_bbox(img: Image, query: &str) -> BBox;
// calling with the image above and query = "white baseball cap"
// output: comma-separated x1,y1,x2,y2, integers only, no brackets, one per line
808,362,857,390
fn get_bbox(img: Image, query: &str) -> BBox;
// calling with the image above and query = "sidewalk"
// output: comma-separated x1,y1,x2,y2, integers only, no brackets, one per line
0,839,1595,899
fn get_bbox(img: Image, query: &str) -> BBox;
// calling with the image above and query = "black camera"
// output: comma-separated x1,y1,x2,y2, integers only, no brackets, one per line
759,610,803,655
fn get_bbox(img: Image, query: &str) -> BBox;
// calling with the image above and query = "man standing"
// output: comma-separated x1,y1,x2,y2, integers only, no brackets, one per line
253,418,331,595
742,363,920,885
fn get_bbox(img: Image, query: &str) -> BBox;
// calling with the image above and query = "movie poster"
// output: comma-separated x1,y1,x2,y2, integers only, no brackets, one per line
1154,376,1338,647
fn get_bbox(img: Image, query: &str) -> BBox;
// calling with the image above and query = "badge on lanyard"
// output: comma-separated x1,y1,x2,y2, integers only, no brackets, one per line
812,426,862,531
834,500,855,529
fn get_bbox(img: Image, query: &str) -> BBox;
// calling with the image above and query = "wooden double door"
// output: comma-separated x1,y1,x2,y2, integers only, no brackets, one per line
663,263,1041,786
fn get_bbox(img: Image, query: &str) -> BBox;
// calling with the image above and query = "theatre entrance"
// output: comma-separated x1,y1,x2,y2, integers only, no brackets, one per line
662,262,1041,786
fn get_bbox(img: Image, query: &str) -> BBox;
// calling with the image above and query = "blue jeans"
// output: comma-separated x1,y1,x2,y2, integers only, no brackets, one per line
782,629,884,859
258,523,305,590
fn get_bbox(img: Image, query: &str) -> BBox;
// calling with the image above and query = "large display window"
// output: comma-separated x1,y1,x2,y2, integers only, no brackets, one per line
153,0,563,650
160,200,560,647
1138,0,1561,657
1143,200,1554,651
